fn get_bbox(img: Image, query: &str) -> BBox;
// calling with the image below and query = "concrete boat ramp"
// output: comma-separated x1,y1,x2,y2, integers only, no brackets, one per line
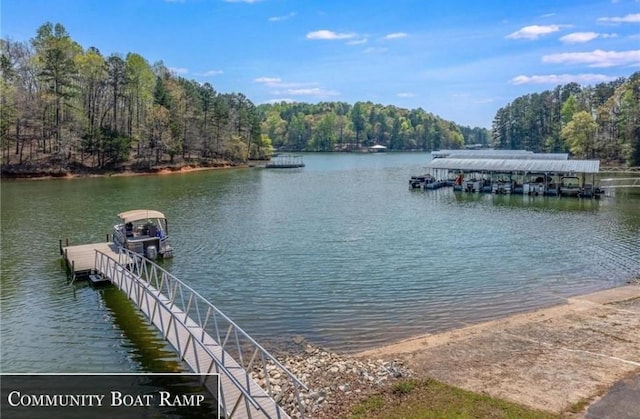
358,285,640,416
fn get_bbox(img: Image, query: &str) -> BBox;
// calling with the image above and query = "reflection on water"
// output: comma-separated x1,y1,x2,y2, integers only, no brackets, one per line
99,287,187,373
2,153,639,373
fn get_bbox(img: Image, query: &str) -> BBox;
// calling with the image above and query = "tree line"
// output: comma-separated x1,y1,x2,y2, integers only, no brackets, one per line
258,101,490,152
491,73,640,166
1,22,268,173
0,22,493,175
10,22,633,174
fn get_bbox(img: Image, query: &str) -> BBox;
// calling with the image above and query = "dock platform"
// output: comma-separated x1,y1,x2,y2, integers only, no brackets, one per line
265,154,305,168
61,241,131,280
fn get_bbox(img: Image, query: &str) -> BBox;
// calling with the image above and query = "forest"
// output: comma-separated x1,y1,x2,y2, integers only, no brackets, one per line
1,22,638,176
491,73,640,166
0,22,267,174
0,22,488,175
258,101,490,152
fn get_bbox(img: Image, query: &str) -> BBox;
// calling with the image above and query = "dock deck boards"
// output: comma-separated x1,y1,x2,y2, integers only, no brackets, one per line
62,242,129,275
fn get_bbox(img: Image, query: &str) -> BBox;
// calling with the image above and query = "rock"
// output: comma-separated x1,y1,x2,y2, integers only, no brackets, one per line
248,343,414,418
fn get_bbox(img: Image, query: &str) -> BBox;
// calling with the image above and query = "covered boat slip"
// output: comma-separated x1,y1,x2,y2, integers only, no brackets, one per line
432,149,570,160
422,157,601,197
425,158,599,174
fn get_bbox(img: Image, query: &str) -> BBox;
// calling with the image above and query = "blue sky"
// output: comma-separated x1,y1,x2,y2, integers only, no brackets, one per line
1,0,639,128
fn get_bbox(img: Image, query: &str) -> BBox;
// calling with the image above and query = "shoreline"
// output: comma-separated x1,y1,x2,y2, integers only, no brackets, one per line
350,284,640,414
355,285,640,358
0,162,250,181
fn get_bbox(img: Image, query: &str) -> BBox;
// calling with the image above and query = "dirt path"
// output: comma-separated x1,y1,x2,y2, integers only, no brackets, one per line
356,286,640,415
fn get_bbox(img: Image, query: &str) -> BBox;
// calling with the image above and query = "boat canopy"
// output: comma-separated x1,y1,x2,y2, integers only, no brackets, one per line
425,158,600,174
118,209,166,224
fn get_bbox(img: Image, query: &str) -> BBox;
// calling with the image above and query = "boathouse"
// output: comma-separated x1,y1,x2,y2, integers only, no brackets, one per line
425,156,600,196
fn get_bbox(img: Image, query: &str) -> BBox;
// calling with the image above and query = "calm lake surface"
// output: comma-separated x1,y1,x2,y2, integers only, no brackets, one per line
2,152,639,373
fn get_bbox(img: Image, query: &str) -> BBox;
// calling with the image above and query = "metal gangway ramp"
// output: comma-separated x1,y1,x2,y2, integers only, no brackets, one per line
93,247,308,418
599,176,640,194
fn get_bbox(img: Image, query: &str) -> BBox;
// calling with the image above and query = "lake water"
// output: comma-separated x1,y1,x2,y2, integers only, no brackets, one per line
1,152,639,373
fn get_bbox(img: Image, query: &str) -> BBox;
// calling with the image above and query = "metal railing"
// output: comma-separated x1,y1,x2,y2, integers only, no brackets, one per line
94,247,308,418
599,177,640,189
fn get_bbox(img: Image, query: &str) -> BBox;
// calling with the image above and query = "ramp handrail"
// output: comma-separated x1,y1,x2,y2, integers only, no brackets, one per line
599,177,640,188
94,248,308,418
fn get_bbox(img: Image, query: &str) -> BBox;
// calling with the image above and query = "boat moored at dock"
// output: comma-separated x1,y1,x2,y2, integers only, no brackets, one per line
409,174,436,189
113,209,173,260
560,176,581,197
411,151,604,198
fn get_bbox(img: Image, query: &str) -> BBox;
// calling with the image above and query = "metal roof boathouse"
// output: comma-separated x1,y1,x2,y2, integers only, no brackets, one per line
425,158,599,174
411,150,603,198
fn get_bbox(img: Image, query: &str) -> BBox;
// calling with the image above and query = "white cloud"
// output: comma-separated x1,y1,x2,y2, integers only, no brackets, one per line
255,76,337,97
255,77,321,90
254,77,282,85
397,92,415,97
384,32,408,40
510,73,619,85
269,12,296,22
280,87,340,97
542,49,640,67
347,38,368,45
506,24,565,40
306,30,357,40
198,70,224,77
224,0,262,3
597,13,640,24
265,98,296,104
169,67,188,75
362,47,388,54
560,32,617,43
474,98,499,104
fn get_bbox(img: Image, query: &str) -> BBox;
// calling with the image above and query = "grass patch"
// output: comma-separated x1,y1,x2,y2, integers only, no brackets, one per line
392,379,418,395
569,397,591,414
350,395,384,416
346,379,558,419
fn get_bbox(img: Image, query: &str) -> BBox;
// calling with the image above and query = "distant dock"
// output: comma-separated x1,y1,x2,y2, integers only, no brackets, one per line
265,154,305,168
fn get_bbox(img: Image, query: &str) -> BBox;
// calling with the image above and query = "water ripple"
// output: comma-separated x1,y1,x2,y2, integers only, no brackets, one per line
2,154,639,367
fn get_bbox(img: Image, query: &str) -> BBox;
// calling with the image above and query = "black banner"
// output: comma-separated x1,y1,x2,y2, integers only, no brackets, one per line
1,373,220,418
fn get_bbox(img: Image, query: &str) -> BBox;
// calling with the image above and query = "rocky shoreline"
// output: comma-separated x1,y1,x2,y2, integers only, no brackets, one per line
0,160,243,180
251,343,412,418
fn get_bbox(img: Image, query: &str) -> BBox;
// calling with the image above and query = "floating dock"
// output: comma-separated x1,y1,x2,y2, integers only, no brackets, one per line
60,240,133,281
265,154,305,168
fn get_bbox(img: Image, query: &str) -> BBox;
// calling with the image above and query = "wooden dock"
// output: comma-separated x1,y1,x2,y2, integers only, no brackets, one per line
61,241,131,280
